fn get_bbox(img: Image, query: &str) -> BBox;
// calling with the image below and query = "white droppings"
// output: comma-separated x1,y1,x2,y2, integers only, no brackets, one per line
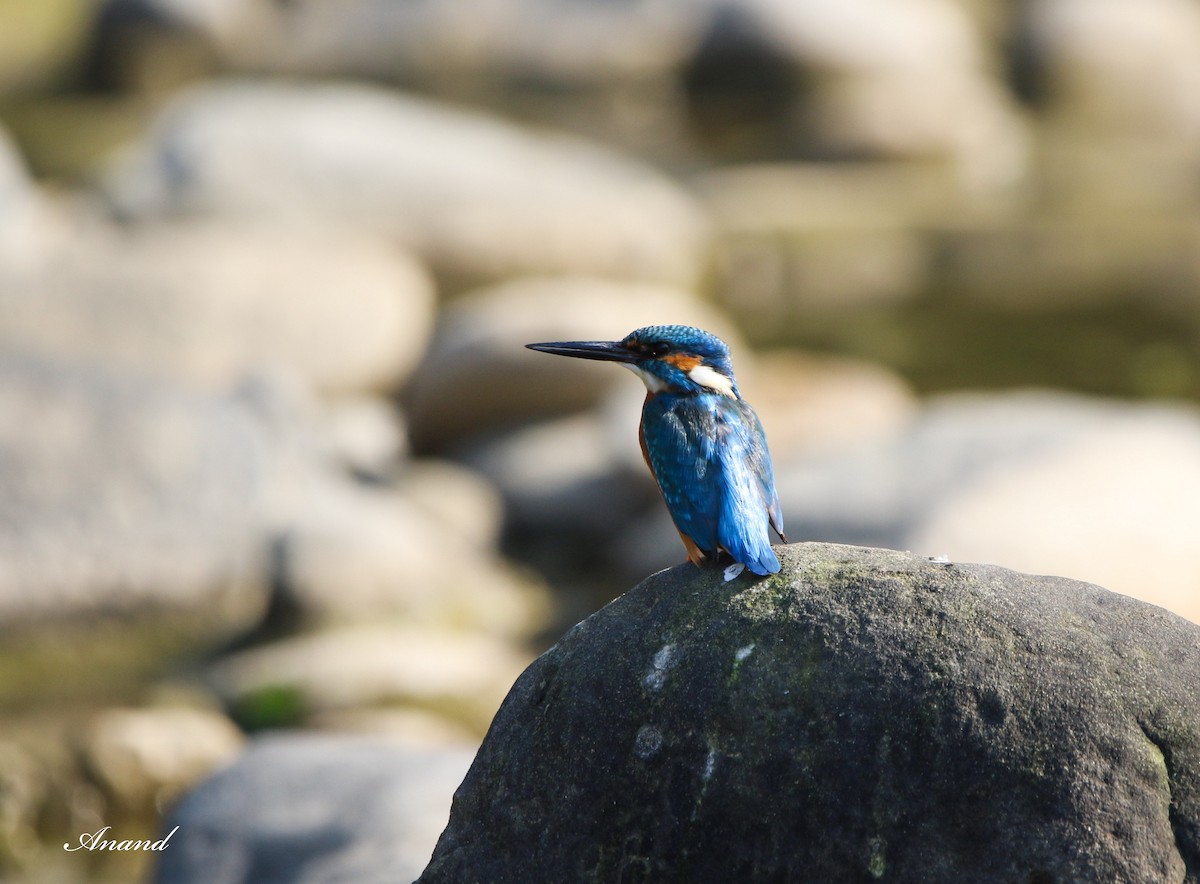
735,643,755,663
634,724,664,759
929,554,951,564
643,643,677,690
723,562,746,582
702,748,717,782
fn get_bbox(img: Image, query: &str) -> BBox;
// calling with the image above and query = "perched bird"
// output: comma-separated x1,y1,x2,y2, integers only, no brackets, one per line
527,325,786,578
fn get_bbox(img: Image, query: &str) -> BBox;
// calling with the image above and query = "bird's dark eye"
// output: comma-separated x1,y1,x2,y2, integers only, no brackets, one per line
648,342,671,357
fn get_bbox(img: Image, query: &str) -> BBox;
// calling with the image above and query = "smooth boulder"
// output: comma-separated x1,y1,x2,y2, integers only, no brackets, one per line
154,734,476,884
421,543,1200,882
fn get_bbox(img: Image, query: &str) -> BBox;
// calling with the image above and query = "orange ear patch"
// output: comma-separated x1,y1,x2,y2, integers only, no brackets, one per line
664,353,703,371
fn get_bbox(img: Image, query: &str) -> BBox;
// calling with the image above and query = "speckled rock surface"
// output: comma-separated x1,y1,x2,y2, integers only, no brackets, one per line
420,543,1200,883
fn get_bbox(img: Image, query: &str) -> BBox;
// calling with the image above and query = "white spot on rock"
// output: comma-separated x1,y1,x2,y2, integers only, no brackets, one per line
643,643,677,690
634,724,663,759
735,644,755,663
723,563,746,582
702,748,717,782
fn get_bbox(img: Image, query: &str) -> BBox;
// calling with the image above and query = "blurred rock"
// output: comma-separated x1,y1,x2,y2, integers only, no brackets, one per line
686,0,1029,189
104,81,709,290
84,0,272,92
937,216,1200,312
0,736,58,869
1015,0,1200,211
777,391,1200,624
93,1,1028,185
739,351,918,461
698,162,957,334
306,707,477,749
0,0,92,95
0,345,531,708
82,706,244,813
153,733,475,884
209,625,533,733
0,221,436,396
403,276,736,452
0,126,54,270
0,351,271,703
90,0,704,157
400,459,505,552
216,0,696,88
318,395,409,481
462,411,651,547
1024,0,1200,141
273,475,547,636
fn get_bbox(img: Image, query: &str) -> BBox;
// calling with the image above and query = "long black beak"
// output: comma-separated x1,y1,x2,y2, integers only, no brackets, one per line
525,340,637,363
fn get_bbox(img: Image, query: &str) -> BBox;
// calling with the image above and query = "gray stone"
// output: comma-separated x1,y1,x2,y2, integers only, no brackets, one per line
269,474,548,636
734,350,917,462
777,391,1200,624
82,706,245,814
208,625,534,734
214,0,698,89
153,733,476,884
318,395,409,481
306,708,478,749
688,0,1028,188
0,221,436,395
403,276,736,451
399,459,505,552
0,349,531,707
461,411,647,541
0,351,271,703
90,0,704,156
0,125,53,269
936,216,1200,311
697,163,962,332
1011,0,1200,212
104,81,709,290
421,543,1200,882
1022,0,1200,142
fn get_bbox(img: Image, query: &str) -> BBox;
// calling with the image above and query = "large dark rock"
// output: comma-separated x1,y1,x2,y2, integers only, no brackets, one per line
421,543,1200,883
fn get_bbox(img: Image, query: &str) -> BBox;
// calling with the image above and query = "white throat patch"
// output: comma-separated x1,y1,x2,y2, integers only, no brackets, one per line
688,364,736,397
621,363,668,393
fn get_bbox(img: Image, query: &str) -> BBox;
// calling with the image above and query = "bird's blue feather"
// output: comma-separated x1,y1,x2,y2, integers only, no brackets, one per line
642,392,782,575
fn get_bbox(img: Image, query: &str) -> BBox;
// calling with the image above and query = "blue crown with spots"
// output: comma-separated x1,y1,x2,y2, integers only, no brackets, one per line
624,325,732,364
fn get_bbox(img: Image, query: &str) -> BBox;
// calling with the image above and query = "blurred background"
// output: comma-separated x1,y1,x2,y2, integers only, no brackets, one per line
2,0,1200,880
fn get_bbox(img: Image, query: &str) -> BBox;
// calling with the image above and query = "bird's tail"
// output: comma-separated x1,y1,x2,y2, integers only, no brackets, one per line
735,542,781,576
718,475,781,576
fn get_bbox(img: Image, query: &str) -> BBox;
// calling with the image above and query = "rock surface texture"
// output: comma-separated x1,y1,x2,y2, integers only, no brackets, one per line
421,543,1200,883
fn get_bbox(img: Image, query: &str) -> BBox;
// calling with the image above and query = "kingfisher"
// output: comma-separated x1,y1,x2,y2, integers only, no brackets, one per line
526,325,786,579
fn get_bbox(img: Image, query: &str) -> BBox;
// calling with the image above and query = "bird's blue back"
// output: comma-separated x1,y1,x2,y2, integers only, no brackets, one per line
641,391,783,575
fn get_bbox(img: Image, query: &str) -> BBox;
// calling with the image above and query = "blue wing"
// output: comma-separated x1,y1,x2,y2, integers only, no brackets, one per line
642,393,783,575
